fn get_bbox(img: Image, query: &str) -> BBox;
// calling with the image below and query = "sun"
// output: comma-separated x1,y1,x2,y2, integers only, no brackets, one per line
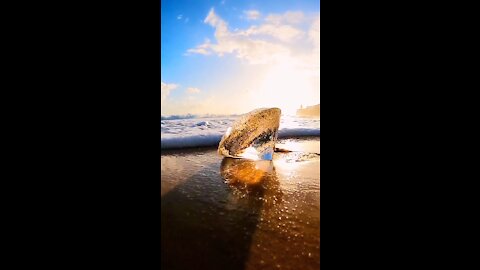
252,62,317,115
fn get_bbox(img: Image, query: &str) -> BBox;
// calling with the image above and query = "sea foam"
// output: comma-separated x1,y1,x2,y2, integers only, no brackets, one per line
161,115,320,150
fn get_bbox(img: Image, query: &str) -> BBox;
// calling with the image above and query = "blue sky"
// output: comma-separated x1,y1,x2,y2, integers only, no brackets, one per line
161,0,320,115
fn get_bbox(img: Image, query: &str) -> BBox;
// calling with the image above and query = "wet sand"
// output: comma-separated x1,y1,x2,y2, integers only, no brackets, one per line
161,137,320,270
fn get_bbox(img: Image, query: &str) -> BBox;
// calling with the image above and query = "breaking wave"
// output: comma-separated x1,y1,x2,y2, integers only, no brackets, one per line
161,115,320,150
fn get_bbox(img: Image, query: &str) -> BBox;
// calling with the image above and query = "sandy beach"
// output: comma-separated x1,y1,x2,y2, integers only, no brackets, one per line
161,137,320,270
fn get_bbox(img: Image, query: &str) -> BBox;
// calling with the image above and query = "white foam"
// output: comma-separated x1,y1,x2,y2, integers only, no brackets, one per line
161,115,320,150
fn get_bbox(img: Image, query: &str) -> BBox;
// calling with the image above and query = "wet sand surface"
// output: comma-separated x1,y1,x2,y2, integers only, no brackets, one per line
161,137,320,270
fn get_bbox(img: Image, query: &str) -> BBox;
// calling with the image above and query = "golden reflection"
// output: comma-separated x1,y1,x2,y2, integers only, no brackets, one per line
220,157,282,206
221,158,274,186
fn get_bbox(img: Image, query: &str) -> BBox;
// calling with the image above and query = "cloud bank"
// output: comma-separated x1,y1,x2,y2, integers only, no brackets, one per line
161,82,178,103
187,8,319,67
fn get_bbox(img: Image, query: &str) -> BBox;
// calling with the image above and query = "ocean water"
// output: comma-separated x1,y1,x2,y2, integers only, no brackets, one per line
161,115,320,149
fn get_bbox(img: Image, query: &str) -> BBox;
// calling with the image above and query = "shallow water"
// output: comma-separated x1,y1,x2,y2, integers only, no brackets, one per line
161,138,320,270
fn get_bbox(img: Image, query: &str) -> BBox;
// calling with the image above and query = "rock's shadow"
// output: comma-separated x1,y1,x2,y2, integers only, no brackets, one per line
161,157,281,270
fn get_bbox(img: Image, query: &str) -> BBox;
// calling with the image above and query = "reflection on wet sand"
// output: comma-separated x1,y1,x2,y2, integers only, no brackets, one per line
161,138,319,270
222,158,284,213
161,157,280,270
221,158,274,186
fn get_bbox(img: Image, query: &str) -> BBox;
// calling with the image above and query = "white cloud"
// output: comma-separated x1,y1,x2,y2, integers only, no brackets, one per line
188,8,319,68
244,10,260,20
161,82,178,103
186,39,212,55
239,23,304,42
308,15,320,73
177,14,183,20
189,8,295,64
186,48,210,55
204,8,227,32
265,11,304,25
309,15,320,45
161,89,253,116
186,87,201,94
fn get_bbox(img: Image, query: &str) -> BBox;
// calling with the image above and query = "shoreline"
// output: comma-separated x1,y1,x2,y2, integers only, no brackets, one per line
161,135,320,153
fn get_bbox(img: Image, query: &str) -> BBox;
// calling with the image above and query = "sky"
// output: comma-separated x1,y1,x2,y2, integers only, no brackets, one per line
161,0,320,116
